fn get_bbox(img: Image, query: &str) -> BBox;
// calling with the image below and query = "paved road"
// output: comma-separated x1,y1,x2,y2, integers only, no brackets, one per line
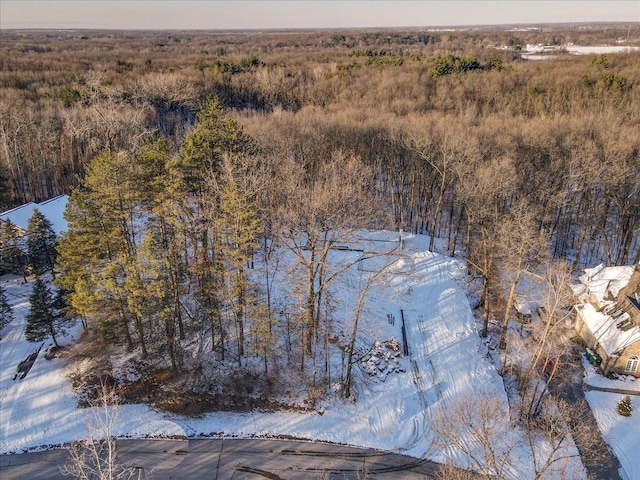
0,438,444,479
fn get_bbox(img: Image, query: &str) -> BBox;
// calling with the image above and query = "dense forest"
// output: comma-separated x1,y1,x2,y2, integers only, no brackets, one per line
1,26,639,409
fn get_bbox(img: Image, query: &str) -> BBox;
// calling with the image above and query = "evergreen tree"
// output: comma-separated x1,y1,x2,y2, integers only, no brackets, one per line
220,177,262,359
168,98,256,358
0,172,10,212
25,278,68,347
0,219,27,278
0,285,13,333
56,152,142,352
618,395,633,417
135,137,186,366
171,97,255,194
26,209,58,277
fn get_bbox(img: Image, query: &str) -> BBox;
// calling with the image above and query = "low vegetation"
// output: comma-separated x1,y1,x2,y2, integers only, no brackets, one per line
618,395,633,417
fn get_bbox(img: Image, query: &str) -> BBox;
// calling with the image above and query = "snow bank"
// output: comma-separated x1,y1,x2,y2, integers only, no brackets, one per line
583,356,640,393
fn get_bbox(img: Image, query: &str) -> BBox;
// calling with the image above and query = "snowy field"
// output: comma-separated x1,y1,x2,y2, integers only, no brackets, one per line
566,45,640,55
520,44,640,61
0,233,586,478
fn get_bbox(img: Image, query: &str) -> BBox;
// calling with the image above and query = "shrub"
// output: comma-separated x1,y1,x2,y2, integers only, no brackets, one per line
618,395,633,417
427,54,481,77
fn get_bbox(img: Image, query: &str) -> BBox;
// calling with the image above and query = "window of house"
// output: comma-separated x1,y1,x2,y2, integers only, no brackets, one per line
626,356,639,373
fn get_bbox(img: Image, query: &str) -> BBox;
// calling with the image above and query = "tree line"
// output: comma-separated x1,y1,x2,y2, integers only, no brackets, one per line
1,26,639,402
1,28,638,271
50,97,382,402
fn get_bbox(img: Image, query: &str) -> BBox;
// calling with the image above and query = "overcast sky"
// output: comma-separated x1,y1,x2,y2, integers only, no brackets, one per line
1,1,639,30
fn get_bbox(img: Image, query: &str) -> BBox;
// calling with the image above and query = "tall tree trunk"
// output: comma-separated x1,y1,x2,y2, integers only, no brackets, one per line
235,268,245,358
305,244,316,357
134,314,148,358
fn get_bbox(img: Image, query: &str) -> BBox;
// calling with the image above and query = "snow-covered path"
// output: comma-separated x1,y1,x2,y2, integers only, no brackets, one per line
388,250,507,463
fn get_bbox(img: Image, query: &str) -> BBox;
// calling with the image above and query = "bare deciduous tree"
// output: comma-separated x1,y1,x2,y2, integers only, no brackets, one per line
275,151,381,361
431,393,515,480
496,200,548,354
517,259,575,418
61,381,140,480
432,390,591,480
343,246,401,399
523,396,592,480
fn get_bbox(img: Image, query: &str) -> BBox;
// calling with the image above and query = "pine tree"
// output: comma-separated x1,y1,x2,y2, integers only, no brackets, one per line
172,97,255,194
135,137,186,367
0,172,10,212
0,219,27,278
25,278,68,347
26,209,58,277
168,98,256,358
618,395,633,417
0,285,14,333
220,177,262,360
56,152,142,352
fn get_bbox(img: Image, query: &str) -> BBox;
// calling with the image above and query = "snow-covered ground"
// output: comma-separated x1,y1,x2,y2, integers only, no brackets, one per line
582,357,640,480
522,44,640,55
566,45,640,55
0,233,585,478
520,44,640,61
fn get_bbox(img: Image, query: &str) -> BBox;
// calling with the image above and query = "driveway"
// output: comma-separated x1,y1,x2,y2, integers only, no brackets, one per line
549,347,624,480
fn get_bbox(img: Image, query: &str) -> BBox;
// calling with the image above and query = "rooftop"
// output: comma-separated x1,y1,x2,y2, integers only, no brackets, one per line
576,303,640,357
573,263,640,357
0,195,69,236
573,263,636,305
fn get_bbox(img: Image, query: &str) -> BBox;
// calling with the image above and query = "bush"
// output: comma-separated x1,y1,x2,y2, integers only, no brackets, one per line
427,54,481,77
618,395,633,417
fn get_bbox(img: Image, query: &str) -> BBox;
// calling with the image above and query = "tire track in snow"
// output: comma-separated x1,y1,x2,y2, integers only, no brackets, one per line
0,303,30,407
397,251,467,459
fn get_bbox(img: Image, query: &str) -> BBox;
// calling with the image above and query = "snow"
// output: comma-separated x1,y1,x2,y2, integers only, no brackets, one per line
522,45,640,56
521,54,560,61
576,303,640,358
0,195,69,236
520,44,640,61
569,265,640,480
0,233,581,478
524,44,563,53
584,391,640,480
583,356,640,393
582,355,640,480
567,46,640,55
572,264,640,357
576,264,635,305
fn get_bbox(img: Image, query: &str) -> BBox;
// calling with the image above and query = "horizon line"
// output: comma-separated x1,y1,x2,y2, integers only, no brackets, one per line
3,20,639,33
